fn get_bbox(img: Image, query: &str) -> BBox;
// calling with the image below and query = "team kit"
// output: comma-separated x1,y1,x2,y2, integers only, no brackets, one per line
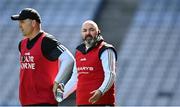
11,8,117,106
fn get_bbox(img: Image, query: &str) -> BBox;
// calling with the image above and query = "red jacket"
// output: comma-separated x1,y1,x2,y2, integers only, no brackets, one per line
75,41,115,105
19,33,59,105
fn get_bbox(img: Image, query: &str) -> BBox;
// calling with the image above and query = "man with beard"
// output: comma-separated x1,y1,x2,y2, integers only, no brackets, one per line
62,20,117,106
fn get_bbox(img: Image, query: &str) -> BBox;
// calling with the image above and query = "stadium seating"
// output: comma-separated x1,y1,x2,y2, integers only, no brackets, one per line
116,0,180,105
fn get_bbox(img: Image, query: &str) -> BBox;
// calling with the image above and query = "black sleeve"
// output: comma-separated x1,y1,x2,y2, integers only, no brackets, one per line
18,41,22,52
42,34,65,61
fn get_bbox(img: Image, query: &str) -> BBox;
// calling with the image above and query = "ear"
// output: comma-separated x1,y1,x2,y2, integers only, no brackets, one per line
32,20,36,27
98,29,101,35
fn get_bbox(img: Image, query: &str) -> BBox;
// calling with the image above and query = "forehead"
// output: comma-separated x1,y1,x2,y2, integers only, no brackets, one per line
82,22,98,30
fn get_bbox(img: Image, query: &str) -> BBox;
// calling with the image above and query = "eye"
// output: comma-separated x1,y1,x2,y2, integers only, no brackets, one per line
82,29,87,32
90,28,95,31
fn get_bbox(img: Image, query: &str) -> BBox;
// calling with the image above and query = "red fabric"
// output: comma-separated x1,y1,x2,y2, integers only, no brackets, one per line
75,42,115,105
19,33,59,105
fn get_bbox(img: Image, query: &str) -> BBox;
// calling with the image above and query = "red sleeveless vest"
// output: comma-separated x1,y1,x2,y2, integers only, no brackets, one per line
75,42,115,105
19,33,59,105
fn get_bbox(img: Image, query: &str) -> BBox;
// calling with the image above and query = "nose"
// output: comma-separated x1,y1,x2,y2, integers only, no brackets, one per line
85,30,90,35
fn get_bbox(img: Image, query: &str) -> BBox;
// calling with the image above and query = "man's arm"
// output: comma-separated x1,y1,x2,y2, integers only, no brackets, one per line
41,35,75,99
54,47,75,84
89,48,116,104
53,47,75,98
98,48,116,94
63,62,78,99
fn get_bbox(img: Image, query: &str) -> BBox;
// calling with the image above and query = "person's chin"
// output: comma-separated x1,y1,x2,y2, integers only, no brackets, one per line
85,41,95,47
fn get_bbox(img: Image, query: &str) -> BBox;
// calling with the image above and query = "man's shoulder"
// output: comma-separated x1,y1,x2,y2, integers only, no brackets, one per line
42,32,61,45
76,43,85,49
99,41,117,60
43,32,57,41
76,43,86,53
102,42,115,49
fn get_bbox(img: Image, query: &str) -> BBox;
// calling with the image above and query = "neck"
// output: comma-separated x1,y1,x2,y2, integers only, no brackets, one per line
85,45,90,51
28,29,41,40
85,41,96,51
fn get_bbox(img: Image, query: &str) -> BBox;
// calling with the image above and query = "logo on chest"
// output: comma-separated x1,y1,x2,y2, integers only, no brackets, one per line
20,52,35,70
77,66,94,71
80,58,87,61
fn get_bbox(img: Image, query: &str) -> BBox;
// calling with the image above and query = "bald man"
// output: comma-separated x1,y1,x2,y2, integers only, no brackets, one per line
62,20,117,106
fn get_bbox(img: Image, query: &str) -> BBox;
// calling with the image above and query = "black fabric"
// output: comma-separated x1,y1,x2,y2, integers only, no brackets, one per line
99,43,118,61
76,43,86,54
11,8,41,23
27,32,42,49
18,32,64,61
41,33,65,61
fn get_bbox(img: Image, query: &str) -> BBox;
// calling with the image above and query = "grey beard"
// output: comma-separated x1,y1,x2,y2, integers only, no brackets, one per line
85,38,95,48
84,35,100,49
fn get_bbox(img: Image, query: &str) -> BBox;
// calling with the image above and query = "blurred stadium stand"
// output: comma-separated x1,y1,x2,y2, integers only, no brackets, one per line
0,0,180,106
112,0,180,106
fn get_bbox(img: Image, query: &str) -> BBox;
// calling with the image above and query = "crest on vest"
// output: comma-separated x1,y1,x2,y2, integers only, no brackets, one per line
20,52,35,70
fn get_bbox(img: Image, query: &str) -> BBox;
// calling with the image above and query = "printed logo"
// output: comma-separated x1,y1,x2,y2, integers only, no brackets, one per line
80,58,87,61
77,66,94,71
20,52,35,70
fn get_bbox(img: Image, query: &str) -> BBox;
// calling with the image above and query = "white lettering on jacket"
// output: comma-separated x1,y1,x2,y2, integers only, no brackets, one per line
80,58,87,61
77,66,94,71
20,52,35,70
